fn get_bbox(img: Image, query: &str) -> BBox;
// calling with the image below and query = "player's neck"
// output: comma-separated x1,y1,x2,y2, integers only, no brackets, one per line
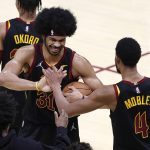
42,45,65,67
19,12,36,23
121,67,143,83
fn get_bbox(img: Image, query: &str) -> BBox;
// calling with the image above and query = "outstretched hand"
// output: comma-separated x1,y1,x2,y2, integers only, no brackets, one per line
43,66,67,89
64,86,83,103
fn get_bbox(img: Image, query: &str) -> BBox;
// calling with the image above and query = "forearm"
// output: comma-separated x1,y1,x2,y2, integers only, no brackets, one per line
0,72,36,91
52,84,71,114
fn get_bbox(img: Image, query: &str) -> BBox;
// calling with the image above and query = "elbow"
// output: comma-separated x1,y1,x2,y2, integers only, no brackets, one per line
0,72,12,87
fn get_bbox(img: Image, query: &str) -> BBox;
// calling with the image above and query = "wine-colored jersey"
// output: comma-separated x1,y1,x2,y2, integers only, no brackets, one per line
21,44,80,144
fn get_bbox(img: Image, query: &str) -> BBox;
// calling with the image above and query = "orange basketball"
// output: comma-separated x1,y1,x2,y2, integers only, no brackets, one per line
63,82,92,96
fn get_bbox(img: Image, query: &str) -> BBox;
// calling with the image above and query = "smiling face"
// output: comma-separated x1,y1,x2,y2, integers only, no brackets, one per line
44,35,66,56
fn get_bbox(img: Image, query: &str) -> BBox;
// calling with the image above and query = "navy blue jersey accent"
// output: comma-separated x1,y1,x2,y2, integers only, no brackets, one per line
110,77,150,150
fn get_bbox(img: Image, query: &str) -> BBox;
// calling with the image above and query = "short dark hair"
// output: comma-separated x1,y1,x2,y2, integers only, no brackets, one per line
17,0,42,12
67,142,93,150
35,7,77,37
0,91,17,134
115,37,141,67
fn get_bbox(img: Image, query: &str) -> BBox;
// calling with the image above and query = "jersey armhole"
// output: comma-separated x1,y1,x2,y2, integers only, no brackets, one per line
6,21,10,34
69,50,76,80
113,84,120,101
26,45,37,75
0,21,10,42
0,50,3,62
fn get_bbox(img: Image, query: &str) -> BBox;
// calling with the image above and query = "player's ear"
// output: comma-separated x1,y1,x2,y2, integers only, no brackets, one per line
16,0,19,10
115,55,120,65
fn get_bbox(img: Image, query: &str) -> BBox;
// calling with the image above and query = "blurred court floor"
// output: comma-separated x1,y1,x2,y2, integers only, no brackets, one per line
1,0,150,149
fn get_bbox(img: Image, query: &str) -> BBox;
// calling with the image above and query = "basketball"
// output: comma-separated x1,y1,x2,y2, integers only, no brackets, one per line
63,82,92,96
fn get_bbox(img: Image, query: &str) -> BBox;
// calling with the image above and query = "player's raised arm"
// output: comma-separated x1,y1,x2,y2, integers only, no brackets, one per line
44,66,116,116
0,46,35,90
0,45,49,92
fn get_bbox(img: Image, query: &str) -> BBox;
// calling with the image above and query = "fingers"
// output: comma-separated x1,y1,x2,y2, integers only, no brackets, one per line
53,66,67,74
51,66,58,72
61,109,68,118
63,92,71,97
62,71,67,78
54,110,68,120
61,109,65,116
63,86,76,96
42,69,46,75
43,66,67,84
54,111,58,122
58,67,67,76
58,66,63,72
43,68,53,77
42,69,49,79
45,66,66,74
68,86,76,90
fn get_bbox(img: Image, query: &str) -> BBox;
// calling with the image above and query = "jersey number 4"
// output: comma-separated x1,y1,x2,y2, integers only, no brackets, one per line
134,111,149,138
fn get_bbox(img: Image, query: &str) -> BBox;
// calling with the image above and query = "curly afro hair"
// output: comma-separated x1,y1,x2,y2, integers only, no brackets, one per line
0,91,17,134
115,37,141,67
34,7,77,37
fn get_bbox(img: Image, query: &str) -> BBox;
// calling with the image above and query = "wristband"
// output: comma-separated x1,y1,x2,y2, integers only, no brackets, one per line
35,82,40,91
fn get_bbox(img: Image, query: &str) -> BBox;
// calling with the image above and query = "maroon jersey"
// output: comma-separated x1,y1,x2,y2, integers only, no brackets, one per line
22,44,80,144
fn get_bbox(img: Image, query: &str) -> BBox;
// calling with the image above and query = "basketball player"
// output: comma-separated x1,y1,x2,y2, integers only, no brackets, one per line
0,7,103,145
44,37,150,150
0,91,71,150
0,0,42,134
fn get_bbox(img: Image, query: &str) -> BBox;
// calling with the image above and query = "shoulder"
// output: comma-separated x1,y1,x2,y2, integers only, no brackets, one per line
73,53,92,69
71,52,97,79
14,45,35,64
0,19,16,38
73,53,90,63
0,19,15,38
0,22,6,38
17,45,35,55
